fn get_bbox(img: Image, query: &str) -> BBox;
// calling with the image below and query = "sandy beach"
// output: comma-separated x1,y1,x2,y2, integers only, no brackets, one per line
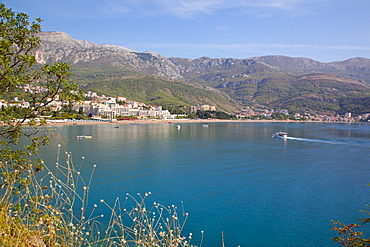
45,118,244,126
43,118,301,127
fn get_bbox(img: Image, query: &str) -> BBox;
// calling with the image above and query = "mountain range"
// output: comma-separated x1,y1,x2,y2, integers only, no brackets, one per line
36,31,370,115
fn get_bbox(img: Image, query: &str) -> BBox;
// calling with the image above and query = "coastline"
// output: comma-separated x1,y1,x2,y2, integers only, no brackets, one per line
43,118,334,127
44,119,246,126
15,118,363,127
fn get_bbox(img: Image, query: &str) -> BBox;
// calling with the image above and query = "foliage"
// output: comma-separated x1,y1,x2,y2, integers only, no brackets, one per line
284,99,340,115
82,75,239,113
331,221,370,247
48,105,87,120
0,3,82,194
69,62,136,85
251,74,370,115
271,112,288,120
192,110,236,120
162,105,188,115
337,97,370,115
332,194,370,246
0,6,198,247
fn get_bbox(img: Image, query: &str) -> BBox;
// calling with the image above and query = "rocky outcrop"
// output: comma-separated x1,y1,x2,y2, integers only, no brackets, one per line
36,32,183,80
216,79,260,88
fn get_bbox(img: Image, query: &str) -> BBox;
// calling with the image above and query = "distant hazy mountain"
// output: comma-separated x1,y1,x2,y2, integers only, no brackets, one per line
36,32,370,115
252,55,370,85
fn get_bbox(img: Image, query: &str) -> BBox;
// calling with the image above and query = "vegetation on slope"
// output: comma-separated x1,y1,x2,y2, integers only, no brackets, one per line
337,97,370,115
269,74,370,114
171,57,370,115
81,75,240,113
72,58,370,115
69,61,138,85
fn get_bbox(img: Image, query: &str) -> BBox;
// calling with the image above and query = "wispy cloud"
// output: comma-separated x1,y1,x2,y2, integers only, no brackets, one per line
102,0,332,18
101,0,130,15
9,0,333,19
215,25,229,31
110,0,227,18
17,0,332,19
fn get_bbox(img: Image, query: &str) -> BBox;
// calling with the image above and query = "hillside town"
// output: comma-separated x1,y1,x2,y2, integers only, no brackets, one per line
236,108,370,122
1,84,369,123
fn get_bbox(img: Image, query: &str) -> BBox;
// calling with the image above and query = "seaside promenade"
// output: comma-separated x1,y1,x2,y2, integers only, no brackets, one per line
44,118,303,126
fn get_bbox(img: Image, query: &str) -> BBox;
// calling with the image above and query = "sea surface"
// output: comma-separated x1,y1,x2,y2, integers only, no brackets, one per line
36,121,370,246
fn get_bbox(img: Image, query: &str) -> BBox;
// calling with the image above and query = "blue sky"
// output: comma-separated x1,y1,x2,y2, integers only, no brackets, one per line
3,0,370,62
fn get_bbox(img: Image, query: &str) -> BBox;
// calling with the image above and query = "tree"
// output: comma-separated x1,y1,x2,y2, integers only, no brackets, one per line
332,193,370,246
0,5,195,246
271,112,287,120
188,111,197,119
0,3,81,194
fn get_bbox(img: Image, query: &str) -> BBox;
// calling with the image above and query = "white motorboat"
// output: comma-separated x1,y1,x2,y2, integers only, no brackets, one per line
76,135,93,139
272,131,288,139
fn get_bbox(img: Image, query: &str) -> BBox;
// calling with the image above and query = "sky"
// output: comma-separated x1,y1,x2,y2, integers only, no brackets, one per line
2,0,370,62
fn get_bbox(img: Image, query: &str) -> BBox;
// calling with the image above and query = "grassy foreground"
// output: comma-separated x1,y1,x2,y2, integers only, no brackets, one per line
0,143,198,247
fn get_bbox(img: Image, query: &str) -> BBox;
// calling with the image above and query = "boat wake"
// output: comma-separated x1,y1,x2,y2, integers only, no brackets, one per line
286,136,362,145
286,136,340,144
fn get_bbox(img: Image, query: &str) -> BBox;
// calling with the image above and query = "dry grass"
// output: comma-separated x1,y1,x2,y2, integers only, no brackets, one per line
0,143,199,247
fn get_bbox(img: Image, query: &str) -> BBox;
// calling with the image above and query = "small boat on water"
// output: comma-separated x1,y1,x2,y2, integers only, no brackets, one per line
272,131,288,139
76,135,93,139
177,125,181,129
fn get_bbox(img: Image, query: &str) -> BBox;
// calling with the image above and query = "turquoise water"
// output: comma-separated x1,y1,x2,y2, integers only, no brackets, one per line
38,122,370,246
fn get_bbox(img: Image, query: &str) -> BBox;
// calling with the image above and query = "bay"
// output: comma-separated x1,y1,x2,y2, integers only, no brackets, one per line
37,122,370,246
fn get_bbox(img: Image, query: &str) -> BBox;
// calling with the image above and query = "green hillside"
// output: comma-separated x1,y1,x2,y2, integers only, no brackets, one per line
80,75,239,113
253,73,370,114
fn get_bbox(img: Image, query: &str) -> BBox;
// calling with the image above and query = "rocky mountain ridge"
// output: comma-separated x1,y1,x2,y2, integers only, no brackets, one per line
36,32,370,85
37,32,183,80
